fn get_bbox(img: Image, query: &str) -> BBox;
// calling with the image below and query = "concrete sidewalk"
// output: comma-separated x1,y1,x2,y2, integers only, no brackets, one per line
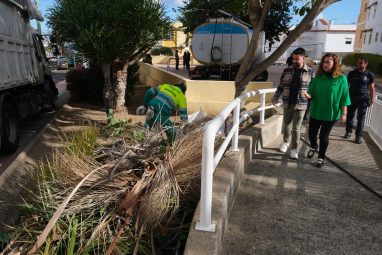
222,124,382,254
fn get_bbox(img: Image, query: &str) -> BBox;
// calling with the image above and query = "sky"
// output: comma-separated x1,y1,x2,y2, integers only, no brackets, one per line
36,0,362,34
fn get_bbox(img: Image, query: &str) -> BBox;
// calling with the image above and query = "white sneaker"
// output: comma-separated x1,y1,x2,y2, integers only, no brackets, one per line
290,149,298,159
280,143,289,153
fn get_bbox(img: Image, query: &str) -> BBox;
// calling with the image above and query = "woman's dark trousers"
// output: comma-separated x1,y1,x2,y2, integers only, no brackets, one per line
308,117,336,159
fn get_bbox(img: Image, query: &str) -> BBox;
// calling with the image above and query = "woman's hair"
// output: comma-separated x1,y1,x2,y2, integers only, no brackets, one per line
316,53,342,78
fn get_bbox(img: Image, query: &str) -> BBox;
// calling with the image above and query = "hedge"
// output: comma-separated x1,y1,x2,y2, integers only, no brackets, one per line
66,67,104,104
342,53,382,76
151,46,173,56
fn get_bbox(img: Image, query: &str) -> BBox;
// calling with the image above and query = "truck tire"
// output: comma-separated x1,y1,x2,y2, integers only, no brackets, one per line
0,100,19,154
42,80,56,111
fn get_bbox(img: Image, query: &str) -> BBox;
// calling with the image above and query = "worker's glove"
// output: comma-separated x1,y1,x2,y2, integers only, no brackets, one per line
146,106,155,120
136,105,146,115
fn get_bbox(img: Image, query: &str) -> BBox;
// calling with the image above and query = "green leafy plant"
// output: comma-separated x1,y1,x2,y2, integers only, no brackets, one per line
63,127,99,156
107,119,128,136
151,47,174,56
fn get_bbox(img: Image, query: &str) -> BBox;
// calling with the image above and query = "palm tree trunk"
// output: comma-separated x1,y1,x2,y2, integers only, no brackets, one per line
115,63,128,113
102,63,115,122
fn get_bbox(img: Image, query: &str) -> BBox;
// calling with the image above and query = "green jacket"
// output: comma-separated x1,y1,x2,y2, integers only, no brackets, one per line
308,74,351,121
143,84,188,120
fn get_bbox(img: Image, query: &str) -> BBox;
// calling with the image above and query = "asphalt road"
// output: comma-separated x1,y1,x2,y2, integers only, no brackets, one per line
0,70,69,175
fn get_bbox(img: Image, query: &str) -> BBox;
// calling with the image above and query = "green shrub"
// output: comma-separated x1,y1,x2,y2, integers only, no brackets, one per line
342,53,382,75
66,67,104,104
151,46,173,56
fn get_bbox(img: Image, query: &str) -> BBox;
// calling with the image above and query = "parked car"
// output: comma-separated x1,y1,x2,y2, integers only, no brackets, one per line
57,56,68,70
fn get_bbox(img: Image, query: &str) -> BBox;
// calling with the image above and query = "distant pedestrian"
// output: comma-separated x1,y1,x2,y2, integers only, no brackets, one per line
304,53,351,167
183,50,190,70
343,56,375,144
272,47,314,160
175,50,180,70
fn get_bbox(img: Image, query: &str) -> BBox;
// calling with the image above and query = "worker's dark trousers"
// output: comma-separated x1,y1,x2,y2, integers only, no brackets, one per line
346,98,368,137
308,117,336,160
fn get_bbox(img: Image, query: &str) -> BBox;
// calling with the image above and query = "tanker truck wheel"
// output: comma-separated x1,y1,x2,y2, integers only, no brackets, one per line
0,100,19,154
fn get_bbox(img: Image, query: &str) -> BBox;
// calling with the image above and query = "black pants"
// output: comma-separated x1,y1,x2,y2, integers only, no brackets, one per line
346,98,368,137
176,60,179,70
308,117,336,159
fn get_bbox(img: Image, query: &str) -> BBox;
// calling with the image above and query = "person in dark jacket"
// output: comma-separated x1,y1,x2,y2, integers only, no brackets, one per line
175,50,180,70
343,56,375,144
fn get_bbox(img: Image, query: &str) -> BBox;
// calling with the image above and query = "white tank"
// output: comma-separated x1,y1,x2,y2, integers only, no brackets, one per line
191,18,264,65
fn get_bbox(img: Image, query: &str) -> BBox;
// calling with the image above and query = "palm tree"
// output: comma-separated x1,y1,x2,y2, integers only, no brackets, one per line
48,0,171,120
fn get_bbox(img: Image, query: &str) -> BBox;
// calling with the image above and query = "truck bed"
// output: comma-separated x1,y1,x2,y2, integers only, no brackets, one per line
0,1,39,91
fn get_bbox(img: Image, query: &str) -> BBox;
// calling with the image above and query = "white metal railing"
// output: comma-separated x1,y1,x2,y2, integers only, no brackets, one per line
195,88,277,232
365,92,382,142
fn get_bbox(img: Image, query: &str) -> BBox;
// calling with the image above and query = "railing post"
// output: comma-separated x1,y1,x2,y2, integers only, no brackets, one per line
231,100,240,151
195,126,216,232
260,93,266,124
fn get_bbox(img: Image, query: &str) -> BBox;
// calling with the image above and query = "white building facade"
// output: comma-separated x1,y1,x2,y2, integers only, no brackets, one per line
361,0,382,54
266,19,356,62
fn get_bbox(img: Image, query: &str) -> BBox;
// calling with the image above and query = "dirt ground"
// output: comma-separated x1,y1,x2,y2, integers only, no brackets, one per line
0,104,147,230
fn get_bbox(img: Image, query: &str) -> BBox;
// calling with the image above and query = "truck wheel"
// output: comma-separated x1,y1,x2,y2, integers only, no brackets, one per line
0,100,19,154
42,80,56,111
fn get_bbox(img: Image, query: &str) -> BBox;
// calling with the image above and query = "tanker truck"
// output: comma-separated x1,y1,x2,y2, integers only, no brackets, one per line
0,0,57,154
189,16,268,81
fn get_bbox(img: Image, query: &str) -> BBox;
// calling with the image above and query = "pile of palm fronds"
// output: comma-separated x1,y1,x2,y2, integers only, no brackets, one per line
1,116,221,255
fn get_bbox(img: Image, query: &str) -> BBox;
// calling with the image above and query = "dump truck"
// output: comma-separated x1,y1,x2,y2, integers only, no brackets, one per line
189,15,268,81
0,0,57,153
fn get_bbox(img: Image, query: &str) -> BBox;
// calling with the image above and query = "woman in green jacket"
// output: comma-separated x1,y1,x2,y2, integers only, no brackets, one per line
304,53,351,167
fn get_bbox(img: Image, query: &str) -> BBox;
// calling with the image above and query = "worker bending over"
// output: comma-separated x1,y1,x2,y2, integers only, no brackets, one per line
136,83,188,141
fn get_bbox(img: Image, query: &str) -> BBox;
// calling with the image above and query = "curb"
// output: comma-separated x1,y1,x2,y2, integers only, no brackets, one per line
184,113,283,255
0,108,63,188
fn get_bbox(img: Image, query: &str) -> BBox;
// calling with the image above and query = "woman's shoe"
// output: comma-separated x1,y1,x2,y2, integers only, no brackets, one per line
307,147,317,158
316,158,324,168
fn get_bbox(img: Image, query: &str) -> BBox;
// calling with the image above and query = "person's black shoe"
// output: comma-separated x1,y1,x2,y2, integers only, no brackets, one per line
316,158,324,168
343,132,351,139
307,147,317,158
355,136,362,144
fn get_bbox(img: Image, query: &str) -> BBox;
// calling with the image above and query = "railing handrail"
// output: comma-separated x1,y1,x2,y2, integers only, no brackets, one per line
365,91,382,127
196,89,381,232
195,88,277,232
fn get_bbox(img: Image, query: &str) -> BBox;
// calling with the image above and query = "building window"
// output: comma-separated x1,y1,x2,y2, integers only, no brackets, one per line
380,33,382,42
373,8,376,18
368,10,370,19
345,38,352,44
364,34,367,44
369,33,372,44
376,32,379,42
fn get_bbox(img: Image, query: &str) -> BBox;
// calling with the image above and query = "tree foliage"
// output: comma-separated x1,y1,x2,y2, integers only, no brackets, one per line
47,0,171,65
179,0,293,45
47,0,171,116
